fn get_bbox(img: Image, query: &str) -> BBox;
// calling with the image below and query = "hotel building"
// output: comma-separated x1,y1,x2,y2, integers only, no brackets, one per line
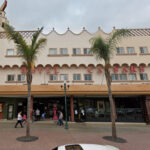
0,5,150,123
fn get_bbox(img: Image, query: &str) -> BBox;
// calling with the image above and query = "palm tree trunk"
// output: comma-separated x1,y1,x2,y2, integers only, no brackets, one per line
26,71,32,138
105,67,117,140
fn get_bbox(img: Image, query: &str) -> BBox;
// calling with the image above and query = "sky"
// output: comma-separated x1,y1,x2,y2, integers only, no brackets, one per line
1,0,150,34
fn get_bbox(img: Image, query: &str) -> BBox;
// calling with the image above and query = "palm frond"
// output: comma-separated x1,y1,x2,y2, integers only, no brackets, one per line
90,36,110,62
31,27,43,50
3,23,46,70
107,29,130,51
30,38,47,62
3,23,29,55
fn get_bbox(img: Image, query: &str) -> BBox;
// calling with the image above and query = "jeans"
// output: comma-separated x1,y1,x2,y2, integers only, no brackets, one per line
57,119,63,126
15,120,23,128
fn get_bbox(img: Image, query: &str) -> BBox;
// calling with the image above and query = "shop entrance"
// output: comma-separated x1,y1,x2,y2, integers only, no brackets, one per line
33,97,67,120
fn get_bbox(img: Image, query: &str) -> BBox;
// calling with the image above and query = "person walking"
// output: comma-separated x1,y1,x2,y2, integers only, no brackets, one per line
57,111,63,126
22,114,27,124
81,108,85,121
15,111,23,128
35,108,40,121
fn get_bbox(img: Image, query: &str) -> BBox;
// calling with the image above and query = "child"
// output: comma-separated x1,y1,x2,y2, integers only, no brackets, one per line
22,114,27,124
41,112,46,120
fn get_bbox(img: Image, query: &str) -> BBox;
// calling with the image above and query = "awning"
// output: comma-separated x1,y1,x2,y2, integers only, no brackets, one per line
0,84,149,96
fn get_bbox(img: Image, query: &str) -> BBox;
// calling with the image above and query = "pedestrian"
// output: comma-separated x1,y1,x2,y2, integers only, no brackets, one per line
35,108,40,121
22,114,27,124
41,112,46,120
81,108,85,121
57,111,63,126
74,109,78,122
32,110,36,122
15,111,23,128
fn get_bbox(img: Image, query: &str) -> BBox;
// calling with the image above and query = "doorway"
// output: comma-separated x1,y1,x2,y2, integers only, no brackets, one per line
7,104,14,120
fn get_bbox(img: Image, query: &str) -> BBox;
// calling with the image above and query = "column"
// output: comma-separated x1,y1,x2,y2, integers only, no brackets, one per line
145,96,150,124
70,95,74,122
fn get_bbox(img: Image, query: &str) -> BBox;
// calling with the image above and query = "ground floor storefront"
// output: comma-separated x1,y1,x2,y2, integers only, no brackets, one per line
0,95,148,123
0,84,150,123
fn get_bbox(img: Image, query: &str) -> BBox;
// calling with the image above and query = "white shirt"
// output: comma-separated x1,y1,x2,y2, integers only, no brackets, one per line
18,113,22,120
36,109,40,115
59,112,63,119
75,110,78,115
81,109,85,115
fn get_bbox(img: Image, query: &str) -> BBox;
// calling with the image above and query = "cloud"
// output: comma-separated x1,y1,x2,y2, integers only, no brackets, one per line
4,0,150,33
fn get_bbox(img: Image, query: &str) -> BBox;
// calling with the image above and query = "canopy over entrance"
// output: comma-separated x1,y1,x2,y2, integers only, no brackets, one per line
0,84,149,96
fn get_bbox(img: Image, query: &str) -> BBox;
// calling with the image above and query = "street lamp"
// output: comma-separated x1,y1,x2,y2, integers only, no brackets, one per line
61,80,70,129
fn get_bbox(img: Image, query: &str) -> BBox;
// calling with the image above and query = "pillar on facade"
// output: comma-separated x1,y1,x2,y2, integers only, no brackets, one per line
70,95,74,122
145,96,150,124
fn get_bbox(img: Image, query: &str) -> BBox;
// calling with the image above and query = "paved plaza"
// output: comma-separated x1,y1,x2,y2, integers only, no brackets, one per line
0,121,149,150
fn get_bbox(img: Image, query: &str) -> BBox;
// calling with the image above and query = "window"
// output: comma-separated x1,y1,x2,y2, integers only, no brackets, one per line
73,48,81,55
140,47,148,54
128,74,136,80
18,74,25,81
127,47,135,54
116,47,124,54
120,74,127,81
112,74,119,81
84,74,92,81
60,74,68,81
73,74,81,81
7,75,14,81
60,48,67,55
49,74,57,81
140,73,148,80
7,49,14,56
65,145,83,150
84,48,91,54
49,48,57,55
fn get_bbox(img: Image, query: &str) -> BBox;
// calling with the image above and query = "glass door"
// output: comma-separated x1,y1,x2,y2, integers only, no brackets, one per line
7,104,14,120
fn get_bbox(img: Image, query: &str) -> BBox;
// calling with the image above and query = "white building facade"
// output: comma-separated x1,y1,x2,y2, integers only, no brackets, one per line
0,4,150,123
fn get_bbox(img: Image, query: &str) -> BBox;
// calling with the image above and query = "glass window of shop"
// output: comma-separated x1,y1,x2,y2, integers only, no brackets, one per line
74,98,110,122
74,96,144,122
115,96,144,122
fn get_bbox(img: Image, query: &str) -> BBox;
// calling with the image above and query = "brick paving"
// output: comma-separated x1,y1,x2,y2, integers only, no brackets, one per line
0,121,149,150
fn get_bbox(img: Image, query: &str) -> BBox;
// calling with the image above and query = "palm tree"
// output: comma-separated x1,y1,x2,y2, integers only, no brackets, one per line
3,23,47,139
90,29,130,140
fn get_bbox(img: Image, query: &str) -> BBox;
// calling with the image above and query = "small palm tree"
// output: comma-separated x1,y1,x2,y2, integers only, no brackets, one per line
90,29,130,140
3,23,47,139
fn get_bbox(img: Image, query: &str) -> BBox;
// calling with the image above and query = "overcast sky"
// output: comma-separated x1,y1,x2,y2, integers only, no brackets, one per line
1,0,150,33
